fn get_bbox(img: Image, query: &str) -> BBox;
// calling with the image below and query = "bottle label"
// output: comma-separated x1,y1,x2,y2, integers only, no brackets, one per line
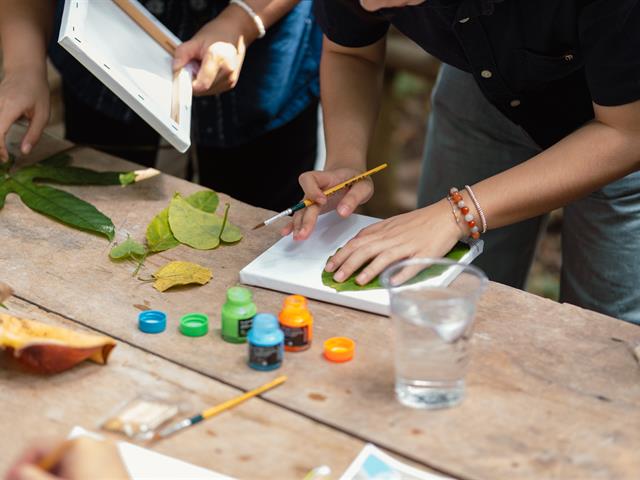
282,325,309,347
249,344,283,367
238,317,253,338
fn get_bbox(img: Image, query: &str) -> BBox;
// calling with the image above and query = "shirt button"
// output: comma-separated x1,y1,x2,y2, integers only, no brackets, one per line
510,99,521,107
481,70,493,79
459,17,470,23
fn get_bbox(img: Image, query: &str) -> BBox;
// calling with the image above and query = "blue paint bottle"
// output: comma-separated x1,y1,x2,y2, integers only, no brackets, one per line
247,313,284,371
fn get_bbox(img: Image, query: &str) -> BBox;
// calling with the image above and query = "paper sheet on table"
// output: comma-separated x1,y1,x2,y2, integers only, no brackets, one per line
239,212,483,315
341,444,452,480
69,427,233,479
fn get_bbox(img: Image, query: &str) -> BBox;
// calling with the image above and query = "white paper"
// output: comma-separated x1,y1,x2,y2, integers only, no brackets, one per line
69,427,233,480
239,212,483,315
340,444,452,480
58,0,192,152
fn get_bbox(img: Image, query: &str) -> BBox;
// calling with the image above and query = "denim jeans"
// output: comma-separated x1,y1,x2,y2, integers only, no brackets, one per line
419,64,640,324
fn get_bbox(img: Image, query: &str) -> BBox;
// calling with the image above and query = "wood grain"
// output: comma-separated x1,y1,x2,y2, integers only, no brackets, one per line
2,125,639,479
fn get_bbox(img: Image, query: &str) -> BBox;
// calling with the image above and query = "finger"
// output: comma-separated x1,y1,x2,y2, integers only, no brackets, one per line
173,40,200,71
325,237,363,273
7,465,57,480
390,262,432,287
336,180,373,217
353,219,386,238
333,240,389,283
355,246,412,285
295,204,322,240
201,64,234,96
280,221,294,236
192,50,221,94
0,105,17,162
299,171,335,205
22,107,49,155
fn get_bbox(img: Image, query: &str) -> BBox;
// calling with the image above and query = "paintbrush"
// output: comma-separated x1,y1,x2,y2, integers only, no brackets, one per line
153,375,287,440
37,440,73,472
252,163,388,230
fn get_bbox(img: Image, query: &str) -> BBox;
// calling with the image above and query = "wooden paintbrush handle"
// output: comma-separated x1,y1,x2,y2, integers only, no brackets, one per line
202,375,287,419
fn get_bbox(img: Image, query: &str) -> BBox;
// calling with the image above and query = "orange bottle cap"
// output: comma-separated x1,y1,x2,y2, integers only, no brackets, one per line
323,337,355,363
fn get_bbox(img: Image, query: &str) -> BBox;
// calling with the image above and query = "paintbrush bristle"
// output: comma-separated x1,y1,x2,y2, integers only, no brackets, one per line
252,222,266,230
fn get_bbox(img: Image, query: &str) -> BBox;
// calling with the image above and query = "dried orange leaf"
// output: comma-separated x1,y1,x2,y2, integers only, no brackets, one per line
0,313,116,374
152,261,212,292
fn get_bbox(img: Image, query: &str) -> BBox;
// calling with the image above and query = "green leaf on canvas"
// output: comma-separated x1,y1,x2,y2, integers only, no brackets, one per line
0,152,141,240
322,242,471,292
152,261,212,292
110,236,147,259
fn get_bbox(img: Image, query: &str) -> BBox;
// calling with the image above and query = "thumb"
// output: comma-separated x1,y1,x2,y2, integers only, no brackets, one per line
336,180,373,217
173,40,200,71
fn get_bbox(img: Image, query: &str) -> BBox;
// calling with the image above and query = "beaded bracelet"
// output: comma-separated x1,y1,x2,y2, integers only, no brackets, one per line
464,185,487,233
449,187,481,240
230,0,266,38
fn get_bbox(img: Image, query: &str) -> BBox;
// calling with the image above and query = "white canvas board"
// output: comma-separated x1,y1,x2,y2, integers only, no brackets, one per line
239,212,483,316
58,0,192,152
69,427,234,479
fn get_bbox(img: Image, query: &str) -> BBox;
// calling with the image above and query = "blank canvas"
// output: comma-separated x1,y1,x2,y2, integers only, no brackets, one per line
58,0,192,152
239,212,483,315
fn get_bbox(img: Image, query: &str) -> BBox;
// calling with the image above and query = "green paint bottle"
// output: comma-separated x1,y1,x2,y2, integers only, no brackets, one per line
221,286,257,343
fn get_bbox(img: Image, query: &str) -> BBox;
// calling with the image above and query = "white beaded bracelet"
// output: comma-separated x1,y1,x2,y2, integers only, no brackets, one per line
464,185,487,234
230,0,266,39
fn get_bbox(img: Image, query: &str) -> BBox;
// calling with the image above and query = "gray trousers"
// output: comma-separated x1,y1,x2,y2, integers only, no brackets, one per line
419,64,640,324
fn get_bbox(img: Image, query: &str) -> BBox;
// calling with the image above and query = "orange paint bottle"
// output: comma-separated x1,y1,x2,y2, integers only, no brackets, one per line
278,295,313,352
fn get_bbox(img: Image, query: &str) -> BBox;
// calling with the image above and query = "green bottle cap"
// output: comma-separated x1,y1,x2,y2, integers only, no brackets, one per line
179,313,209,337
227,286,252,305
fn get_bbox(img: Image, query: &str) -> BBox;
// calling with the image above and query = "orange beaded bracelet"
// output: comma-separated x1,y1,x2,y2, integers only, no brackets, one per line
448,187,481,240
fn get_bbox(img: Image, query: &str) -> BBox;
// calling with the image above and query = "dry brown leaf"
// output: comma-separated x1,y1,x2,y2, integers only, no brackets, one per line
152,261,212,292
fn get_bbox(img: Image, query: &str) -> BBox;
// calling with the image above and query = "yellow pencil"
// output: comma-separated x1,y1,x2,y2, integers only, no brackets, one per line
252,163,388,230
154,376,287,440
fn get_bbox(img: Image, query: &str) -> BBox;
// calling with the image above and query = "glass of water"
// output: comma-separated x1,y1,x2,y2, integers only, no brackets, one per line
380,258,487,409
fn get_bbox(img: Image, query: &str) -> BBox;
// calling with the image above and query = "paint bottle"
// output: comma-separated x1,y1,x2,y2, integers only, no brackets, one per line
247,313,284,371
221,286,257,344
278,295,313,352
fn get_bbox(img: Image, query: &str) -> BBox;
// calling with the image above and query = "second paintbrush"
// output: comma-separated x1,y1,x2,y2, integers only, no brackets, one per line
252,163,388,230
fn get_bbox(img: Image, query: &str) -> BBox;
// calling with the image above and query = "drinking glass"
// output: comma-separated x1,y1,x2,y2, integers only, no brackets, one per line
380,258,487,409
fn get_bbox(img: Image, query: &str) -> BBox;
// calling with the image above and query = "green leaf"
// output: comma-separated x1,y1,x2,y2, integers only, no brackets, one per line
16,164,121,185
322,243,471,292
185,190,219,213
146,208,180,252
0,180,11,210
11,179,115,240
168,194,222,250
219,203,243,244
110,236,147,259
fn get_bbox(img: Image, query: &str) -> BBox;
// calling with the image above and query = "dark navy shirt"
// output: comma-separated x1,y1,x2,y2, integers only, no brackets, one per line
314,0,640,148
50,0,321,147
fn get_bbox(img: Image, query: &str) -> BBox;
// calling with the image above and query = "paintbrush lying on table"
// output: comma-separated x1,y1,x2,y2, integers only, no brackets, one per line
152,375,287,441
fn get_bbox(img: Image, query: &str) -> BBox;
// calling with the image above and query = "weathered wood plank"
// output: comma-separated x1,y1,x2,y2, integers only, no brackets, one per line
2,126,639,479
0,297,367,479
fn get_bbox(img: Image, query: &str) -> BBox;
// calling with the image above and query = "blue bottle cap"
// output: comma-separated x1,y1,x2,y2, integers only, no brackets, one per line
252,313,279,333
138,310,167,334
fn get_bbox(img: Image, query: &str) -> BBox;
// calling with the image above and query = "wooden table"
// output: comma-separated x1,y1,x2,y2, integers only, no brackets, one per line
1,125,639,480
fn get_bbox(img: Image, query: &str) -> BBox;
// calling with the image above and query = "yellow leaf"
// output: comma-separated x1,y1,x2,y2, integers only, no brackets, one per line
152,261,212,292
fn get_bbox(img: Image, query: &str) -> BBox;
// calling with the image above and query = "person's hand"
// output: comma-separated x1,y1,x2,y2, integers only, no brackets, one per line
359,0,426,11
324,199,464,286
281,166,375,240
6,437,129,480
0,67,50,162
173,11,256,97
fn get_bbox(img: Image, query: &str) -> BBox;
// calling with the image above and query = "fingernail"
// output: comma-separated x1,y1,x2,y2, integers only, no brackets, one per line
356,274,367,285
22,143,32,155
338,206,349,216
334,271,345,282
325,261,335,272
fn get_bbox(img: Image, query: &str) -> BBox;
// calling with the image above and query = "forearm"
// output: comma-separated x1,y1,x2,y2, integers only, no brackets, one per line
469,112,640,229
0,0,53,74
321,37,385,170
221,0,300,45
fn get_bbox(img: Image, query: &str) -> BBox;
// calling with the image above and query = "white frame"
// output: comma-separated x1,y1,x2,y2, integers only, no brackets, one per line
58,0,192,152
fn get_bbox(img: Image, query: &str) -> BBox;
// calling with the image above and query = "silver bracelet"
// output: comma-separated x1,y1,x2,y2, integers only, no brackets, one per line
229,0,266,39
464,185,487,233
